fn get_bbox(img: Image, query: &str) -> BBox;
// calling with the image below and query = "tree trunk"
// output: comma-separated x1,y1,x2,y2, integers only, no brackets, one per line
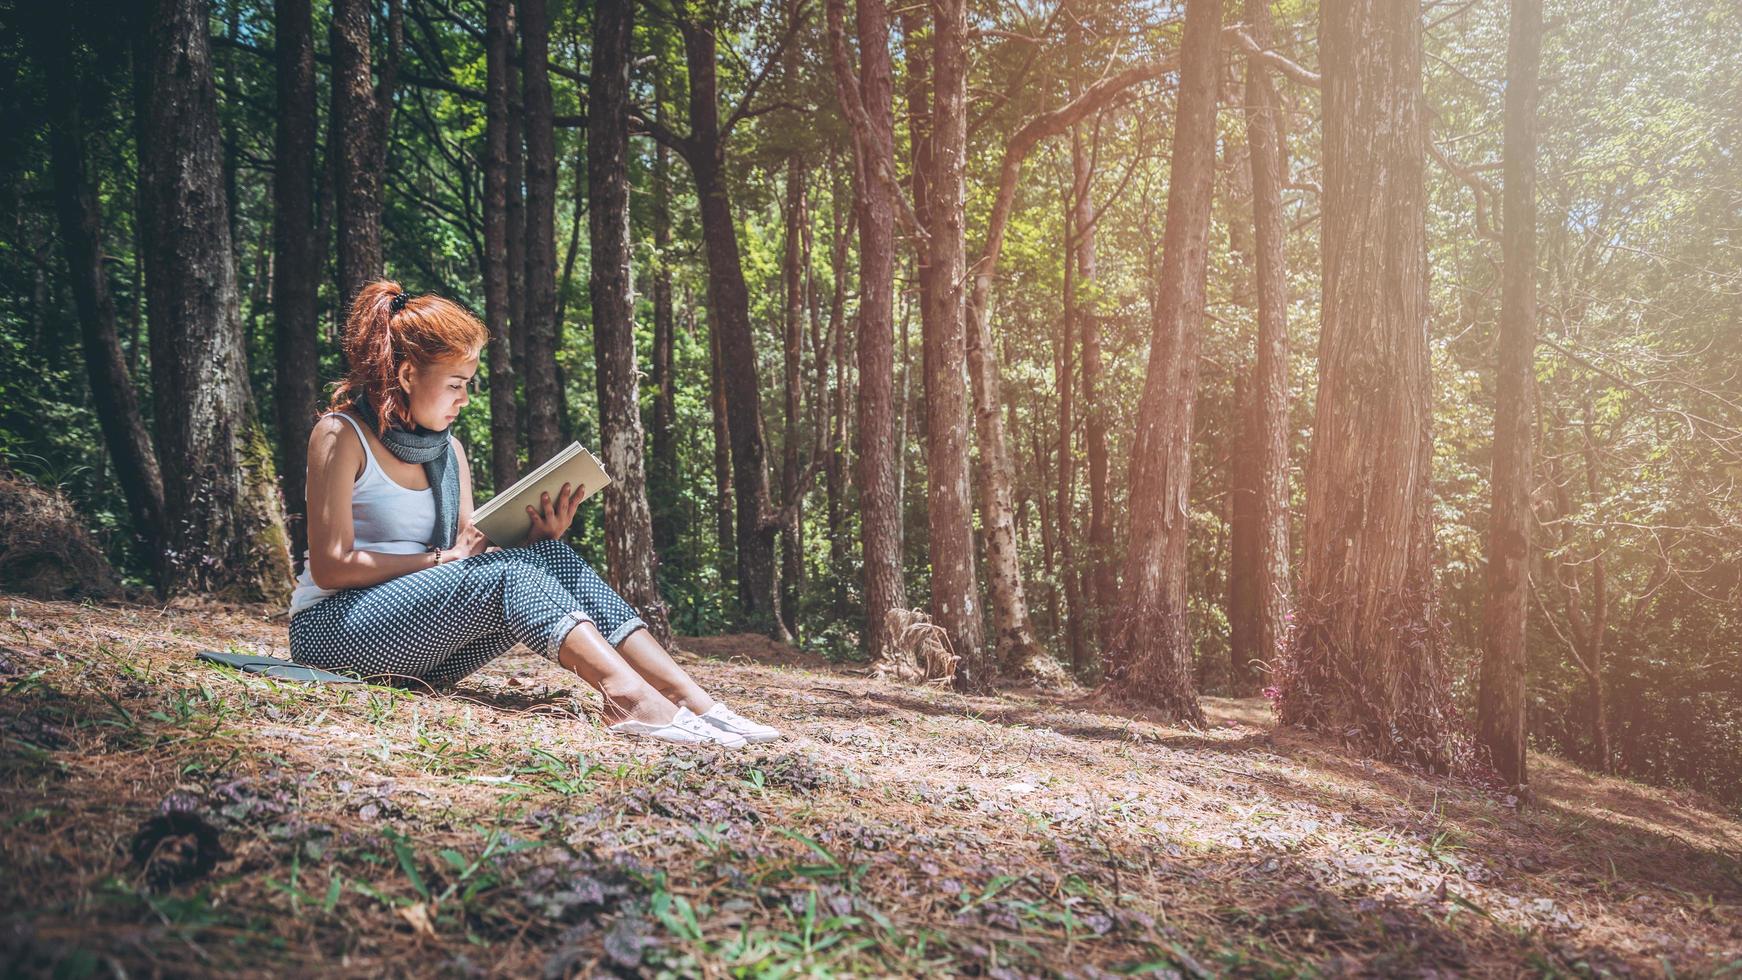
1228,371,1260,690
650,66,679,559
506,4,527,386
706,306,737,598
589,0,672,646
1478,0,1543,790
1055,260,1084,670
826,0,909,660
1228,0,1294,697
1099,0,1221,723
44,20,166,575
1031,420,1061,638
483,0,521,492
272,0,320,572
137,0,292,601
665,5,785,638
823,159,850,586
780,159,806,639
519,0,562,465
919,0,987,690
330,0,398,313
1280,0,1453,770
1067,21,1115,658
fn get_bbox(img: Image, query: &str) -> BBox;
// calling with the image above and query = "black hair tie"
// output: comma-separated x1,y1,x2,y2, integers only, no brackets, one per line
389,292,410,314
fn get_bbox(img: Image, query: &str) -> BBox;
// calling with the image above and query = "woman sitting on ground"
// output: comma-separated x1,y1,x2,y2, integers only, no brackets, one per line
288,279,776,748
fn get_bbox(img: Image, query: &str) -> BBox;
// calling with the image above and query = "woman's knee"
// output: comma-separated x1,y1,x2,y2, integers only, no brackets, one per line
516,538,581,568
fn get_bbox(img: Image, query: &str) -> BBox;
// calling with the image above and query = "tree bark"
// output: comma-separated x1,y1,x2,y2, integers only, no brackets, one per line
917,0,987,690
483,0,521,492
505,3,527,386
1066,16,1115,659
1280,0,1453,770
650,65,679,559
706,305,737,598
519,0,562,465
137,0,293,601
780,159,807,639
1477,0,1543,790
1099,0,1221,723
271,0,319,571
1228,0,1294,697
589,0,671,646
671,8,786,638
823,159,851,586
44,19,166,575
1055,265,1084,670
330,0,398,313
825,0,909,660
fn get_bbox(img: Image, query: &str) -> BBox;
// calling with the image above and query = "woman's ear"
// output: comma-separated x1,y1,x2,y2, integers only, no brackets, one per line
396,359,416,394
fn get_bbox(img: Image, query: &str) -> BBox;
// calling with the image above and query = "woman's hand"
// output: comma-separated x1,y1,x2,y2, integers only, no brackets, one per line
439,523,491,564
524,482,582,544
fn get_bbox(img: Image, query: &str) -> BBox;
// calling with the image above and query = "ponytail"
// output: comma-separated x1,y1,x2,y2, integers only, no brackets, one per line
326,279,489,434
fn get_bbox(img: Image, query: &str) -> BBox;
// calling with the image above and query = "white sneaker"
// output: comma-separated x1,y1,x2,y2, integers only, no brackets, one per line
698,702,782,743
608,706,746,747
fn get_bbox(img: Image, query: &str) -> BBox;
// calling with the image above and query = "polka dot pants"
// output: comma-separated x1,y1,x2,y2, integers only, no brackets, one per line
289,538,647,686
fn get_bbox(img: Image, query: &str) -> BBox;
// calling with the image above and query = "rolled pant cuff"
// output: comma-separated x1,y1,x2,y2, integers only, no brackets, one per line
608,618,647,646
545,610,595,661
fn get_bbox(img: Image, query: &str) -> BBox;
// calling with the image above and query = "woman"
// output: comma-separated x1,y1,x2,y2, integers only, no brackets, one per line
289,280,776,748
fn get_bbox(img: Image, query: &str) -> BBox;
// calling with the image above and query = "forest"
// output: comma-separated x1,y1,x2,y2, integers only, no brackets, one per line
1,0,1739,973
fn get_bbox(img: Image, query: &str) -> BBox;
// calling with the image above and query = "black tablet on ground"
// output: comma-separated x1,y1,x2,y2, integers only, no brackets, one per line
196,650,363,684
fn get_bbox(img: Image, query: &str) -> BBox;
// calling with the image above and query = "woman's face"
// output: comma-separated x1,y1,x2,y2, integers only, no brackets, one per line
398,351,480,431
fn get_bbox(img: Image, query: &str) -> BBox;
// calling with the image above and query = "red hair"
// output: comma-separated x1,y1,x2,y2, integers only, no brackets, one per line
328,279,489,433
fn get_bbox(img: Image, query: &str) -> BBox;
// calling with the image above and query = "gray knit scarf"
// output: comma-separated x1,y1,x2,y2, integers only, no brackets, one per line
350,396,460,549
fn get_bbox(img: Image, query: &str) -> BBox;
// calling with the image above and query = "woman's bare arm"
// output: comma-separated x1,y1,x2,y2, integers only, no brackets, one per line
304,416,440,590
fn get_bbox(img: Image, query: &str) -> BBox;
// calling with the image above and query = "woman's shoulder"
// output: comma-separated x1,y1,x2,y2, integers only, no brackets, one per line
308,412,366,465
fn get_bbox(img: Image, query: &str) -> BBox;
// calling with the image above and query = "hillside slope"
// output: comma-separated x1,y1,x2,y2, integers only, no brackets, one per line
1,596,1737,977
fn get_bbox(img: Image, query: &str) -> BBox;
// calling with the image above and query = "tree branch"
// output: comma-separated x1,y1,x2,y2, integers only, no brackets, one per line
1223,25,1320,87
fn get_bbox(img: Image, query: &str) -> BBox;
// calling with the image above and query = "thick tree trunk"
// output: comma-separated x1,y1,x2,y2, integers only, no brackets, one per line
138,0,292,601
330,0,398,313
825,0,908,659
1280,0,1453,770
780,160,807,639
589,0,671,646
271,0,319,571
44,22,166,573
919,0,987,690
1227,0,1294,696
483,0,521,492
1478,0,1543,790
519,0,562,464
1099,0,1221,723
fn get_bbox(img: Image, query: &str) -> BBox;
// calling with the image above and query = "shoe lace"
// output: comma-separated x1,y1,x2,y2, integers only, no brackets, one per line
677,713,731,739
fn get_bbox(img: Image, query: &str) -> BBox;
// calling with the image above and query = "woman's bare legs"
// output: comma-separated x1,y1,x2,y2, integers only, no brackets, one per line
613,628,717,715
555,620,680,725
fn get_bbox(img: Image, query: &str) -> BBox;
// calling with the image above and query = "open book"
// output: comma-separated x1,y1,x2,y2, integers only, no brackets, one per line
471,442,613,547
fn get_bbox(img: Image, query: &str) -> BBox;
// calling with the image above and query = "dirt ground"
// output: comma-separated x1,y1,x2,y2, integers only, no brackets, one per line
1,595,1738,977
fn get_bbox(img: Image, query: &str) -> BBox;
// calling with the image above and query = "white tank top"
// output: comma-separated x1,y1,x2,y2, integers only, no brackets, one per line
288,412,441,617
